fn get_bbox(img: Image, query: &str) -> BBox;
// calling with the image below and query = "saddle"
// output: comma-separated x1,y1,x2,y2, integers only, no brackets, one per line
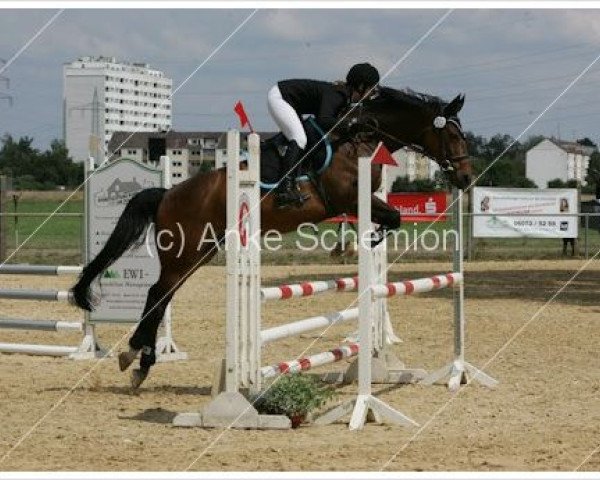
258,117,333,190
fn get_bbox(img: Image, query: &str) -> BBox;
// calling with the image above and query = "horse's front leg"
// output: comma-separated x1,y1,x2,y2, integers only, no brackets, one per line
372,194,400,229
370,194,401,246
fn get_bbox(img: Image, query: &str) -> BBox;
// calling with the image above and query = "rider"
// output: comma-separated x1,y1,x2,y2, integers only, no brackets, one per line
267,62,380,208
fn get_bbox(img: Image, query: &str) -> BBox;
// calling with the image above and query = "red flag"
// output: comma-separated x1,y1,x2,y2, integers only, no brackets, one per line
371,142,397,166
234,101,253,132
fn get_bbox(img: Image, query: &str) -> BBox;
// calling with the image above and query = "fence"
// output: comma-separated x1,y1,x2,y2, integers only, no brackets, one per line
466,212,600,260
2,188,600,264
0,211,84,264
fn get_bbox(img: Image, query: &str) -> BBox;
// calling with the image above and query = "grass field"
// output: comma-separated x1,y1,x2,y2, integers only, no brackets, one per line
2,192,84,265
2,190,600,265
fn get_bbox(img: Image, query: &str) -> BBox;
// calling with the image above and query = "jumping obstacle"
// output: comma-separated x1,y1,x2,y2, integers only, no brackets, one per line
174,131,496,431
0,156,186,362
174,131,421,430
0,264,86,356
317,169,497,430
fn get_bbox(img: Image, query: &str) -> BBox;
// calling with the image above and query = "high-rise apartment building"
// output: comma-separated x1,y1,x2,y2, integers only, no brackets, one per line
63,56,172,163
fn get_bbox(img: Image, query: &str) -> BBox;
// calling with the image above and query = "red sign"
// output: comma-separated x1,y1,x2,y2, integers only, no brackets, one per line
327,192,448,223
388,192,448,222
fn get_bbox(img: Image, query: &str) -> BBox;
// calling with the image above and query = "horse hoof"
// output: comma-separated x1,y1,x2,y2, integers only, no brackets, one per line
130,368,148,391
118,350,138,372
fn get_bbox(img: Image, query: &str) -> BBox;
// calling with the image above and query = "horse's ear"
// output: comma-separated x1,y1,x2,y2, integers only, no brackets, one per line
444,94,465,117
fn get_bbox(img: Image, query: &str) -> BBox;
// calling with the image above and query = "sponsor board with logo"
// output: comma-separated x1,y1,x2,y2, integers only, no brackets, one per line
328,192,448,224
472,187,578,238
87,159,164,322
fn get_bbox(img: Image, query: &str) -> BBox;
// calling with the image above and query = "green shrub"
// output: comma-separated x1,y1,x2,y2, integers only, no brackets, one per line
254,374,336,426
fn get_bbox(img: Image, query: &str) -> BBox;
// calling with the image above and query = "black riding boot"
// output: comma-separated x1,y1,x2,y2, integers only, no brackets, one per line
275,140,309,208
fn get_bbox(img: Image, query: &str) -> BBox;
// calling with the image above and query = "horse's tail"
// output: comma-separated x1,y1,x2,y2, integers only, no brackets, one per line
71,187,167,311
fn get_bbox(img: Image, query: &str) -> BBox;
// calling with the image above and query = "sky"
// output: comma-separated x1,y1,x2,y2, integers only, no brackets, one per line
1,8,600,150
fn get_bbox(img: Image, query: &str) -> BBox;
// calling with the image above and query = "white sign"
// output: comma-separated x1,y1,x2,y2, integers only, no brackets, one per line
472,187,578,238
87,159,163,322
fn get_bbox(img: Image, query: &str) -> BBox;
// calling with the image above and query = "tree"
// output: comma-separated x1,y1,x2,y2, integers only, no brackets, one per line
577,137,597,149
0,135,83,190
547,178,578,189
391,176,438,193
522,134,546,151
198,160,214,174
585,151,600,186
547,178,566,188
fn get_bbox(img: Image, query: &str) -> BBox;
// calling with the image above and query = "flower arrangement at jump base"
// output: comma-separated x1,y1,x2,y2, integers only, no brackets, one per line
254,374,337,428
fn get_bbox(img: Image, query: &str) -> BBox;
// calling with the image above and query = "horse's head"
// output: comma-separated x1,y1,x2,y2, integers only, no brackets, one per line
341,87,472,190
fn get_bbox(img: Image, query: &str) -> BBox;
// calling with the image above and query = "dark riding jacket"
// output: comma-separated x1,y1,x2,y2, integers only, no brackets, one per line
278,79,348,131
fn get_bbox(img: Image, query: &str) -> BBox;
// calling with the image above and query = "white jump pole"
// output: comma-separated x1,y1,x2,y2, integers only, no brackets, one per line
0,318,83,332
260,307,359,344
0,343,79,356
0,265,82,275
421,188,498,391
316,144,419,430
0,289,72,301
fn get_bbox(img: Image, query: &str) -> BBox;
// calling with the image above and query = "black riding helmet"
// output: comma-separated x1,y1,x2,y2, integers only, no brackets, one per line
346,63,380,91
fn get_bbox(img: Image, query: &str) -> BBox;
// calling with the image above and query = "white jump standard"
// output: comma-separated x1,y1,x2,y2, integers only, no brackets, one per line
315,147,419,430
421,189,498,391
174,131,289,429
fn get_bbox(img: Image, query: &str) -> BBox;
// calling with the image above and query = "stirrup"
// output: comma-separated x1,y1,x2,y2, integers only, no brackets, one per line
275,188,309,209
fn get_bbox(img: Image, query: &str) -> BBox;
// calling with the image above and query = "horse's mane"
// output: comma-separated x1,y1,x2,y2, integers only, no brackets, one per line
377,86,446,112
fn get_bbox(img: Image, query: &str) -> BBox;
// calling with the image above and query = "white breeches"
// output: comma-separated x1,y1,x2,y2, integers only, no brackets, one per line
267,85,308,149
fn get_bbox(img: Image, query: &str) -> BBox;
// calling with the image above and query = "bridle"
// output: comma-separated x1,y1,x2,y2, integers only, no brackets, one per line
344,102,469,176
425,115,469,174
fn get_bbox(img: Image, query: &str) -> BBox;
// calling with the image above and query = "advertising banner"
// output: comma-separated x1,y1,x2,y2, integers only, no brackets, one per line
472,187,578,238
327,192,448,223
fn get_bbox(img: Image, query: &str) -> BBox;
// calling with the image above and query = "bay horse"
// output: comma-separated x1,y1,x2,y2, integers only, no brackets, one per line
72,87,470,390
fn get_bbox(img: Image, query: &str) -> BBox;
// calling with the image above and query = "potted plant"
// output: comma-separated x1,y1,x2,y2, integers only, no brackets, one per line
254,374,336,428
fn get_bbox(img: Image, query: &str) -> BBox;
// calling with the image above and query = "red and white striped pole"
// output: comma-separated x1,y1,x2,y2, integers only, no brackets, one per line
261,343,359,378
260,276,358,302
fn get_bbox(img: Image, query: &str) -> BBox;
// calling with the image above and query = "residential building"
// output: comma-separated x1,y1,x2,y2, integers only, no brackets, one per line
63,56,172,163
108,131,227,185
526,138,594,187
109,130,279,185
386,148,440,190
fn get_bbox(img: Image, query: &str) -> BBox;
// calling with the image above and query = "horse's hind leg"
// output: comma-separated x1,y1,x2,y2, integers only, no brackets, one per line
119,273,177,390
